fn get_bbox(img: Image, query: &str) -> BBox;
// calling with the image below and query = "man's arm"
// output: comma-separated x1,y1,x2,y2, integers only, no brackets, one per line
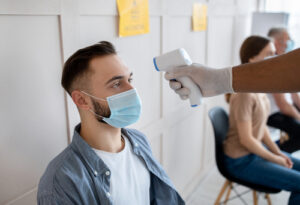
292,93,300,110
273,93,300,120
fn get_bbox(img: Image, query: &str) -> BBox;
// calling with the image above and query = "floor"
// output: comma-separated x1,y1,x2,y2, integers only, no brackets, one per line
187,167,290,205
187,149,300,204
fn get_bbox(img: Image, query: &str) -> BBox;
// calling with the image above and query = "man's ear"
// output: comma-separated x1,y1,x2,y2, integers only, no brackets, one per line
71,90,90,110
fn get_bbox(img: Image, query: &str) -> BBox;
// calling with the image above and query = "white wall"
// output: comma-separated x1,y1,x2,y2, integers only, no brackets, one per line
0,0,258,204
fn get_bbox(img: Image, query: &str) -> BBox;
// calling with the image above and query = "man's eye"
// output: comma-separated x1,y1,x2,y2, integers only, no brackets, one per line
112,81,121,88
128,78,133,83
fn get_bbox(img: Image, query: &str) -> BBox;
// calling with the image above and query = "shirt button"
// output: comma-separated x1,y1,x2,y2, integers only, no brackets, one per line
105,171,110,176
94,170,98,176
106,192,111,197
135,143,139,147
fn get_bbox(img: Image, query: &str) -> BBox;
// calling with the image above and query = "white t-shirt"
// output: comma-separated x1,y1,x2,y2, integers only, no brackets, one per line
93,136,150,205
268,93,293,114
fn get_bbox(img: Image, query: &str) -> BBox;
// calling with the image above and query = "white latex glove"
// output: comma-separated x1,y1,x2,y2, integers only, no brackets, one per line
164,63,234,98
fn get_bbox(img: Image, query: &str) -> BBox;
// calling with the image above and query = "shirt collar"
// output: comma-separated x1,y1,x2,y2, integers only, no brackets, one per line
70,124,109,176
70,124,140,176
121,128,140,153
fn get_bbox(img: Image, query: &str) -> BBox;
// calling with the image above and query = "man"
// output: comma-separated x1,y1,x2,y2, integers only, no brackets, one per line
37,41,184,205
266,28,300,153
268,27,294,55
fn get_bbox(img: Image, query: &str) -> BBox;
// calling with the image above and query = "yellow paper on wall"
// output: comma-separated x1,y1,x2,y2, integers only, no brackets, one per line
192,3,207,31
117,0,150,37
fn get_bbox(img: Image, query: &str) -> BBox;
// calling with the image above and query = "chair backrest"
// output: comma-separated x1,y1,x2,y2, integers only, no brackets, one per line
208,107,231,178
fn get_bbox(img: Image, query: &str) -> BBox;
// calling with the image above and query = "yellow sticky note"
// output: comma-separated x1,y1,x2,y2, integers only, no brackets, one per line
192,3,207,31
117,0,150,37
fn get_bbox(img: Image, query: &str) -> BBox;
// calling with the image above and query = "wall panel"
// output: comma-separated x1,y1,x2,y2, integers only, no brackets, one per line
0,15,68,204
163,108,205,196
79,0,163,16
163,16,207,115
207,16,234,67
0,0,258,204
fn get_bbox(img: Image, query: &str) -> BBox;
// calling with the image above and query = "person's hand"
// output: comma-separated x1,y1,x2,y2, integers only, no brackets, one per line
273,155,292,168
278,152,293,168
164,63,234,98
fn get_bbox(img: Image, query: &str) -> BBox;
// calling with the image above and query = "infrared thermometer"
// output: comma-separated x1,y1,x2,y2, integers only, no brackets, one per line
153,48,202,107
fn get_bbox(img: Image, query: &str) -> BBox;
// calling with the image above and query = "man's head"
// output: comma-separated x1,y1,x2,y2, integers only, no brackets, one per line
268,27,291,55
61,41,134,124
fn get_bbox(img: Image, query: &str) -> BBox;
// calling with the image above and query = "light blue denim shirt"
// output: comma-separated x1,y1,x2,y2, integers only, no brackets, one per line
37,124,185,205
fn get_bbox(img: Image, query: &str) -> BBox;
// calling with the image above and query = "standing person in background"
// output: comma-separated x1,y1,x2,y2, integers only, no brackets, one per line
267,27,300,153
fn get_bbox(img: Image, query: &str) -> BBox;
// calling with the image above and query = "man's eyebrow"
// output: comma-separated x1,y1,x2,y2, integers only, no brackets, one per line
105,72,133,85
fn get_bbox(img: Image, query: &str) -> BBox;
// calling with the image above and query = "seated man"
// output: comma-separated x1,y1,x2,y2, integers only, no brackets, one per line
267,27,300,153
37,41,184,205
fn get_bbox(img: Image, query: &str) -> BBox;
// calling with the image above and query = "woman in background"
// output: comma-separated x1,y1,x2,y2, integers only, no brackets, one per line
223,36,300,205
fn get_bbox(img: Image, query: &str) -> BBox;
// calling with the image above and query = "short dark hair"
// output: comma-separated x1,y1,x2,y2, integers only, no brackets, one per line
239,36,270,64
61,41,116,95
267,27,287,38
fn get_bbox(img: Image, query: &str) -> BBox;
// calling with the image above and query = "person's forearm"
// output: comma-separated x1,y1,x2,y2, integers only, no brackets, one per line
292,93,300,110
241,137,278,162
280,105,300,121
232,48,300,93
262,132,281,155
295,102,300,111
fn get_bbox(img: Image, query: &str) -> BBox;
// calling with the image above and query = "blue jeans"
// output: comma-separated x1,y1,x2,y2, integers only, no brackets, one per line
224,153,300,205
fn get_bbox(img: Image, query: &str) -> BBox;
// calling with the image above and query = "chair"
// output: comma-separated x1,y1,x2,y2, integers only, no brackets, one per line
208,107,281,205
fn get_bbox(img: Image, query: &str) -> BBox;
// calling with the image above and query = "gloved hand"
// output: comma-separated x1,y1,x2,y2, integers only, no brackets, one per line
164,63,234,99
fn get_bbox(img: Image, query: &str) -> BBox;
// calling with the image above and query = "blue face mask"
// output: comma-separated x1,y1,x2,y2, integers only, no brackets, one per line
81,88,142,128
285,40,295,53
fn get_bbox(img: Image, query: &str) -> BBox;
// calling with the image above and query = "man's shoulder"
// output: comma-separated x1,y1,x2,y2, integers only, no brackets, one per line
37,145,80,197
37,140,104,204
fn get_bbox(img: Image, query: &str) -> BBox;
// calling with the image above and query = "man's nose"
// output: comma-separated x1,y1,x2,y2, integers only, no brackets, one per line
125,81,134,91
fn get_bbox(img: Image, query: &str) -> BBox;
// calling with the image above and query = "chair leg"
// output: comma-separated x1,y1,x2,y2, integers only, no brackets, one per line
253,191,258,205
224,182,232,205
214,180,231,205
265,194,272,205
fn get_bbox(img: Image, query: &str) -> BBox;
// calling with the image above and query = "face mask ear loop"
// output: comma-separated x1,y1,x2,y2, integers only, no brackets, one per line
88,108,105,119
81,90,107,101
